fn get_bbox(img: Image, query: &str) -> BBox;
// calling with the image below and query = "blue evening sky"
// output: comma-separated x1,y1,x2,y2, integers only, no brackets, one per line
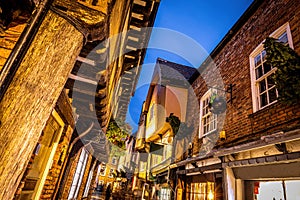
126,0,254,133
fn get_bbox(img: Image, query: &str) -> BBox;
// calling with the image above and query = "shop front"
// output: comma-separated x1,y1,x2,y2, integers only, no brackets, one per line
221,138,300,200
175,157,223,200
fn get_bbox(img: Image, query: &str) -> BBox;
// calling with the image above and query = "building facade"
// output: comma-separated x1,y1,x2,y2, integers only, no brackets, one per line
0,0,159,199
170,0,300,200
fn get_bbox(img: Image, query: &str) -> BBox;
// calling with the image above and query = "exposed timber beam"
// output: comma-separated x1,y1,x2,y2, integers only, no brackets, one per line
76,56,96,66
69,73,98,85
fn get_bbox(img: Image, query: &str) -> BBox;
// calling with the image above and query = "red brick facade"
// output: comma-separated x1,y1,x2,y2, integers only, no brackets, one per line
192,0,300,149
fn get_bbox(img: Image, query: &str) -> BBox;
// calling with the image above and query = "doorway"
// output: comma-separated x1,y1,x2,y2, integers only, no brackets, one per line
20,110,64,199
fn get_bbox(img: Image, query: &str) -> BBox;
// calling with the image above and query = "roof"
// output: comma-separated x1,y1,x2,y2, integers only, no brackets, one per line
156,57,199,84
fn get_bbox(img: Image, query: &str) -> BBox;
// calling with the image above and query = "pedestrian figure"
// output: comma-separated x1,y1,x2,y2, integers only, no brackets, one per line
105,183,112,200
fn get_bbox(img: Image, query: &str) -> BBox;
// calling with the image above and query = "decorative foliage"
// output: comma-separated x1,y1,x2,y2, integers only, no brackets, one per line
166,113,180,135
166,113,194,140
264,37,300,104
106,119,131,150
208,92,227,114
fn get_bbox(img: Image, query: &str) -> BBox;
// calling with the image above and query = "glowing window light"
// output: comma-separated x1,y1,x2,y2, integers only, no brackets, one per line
208,190,214,200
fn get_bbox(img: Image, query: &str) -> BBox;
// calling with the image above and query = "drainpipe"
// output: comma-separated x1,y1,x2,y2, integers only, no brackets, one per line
0,0,52,100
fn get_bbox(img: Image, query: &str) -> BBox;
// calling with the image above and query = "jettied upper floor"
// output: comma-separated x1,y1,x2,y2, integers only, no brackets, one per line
0,0,159,199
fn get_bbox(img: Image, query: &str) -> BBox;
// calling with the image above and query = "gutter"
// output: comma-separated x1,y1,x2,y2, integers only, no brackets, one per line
0,0,52,100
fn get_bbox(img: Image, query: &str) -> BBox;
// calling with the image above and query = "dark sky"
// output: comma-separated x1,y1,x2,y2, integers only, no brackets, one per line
126,0,254,133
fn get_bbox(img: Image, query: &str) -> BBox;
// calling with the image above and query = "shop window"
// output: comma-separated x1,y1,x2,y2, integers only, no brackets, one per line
160,188,171,200
199,89,217,138
68,148,89,200
250,22,293,112
83,169,93,197
256,180,300,200
186,182,215,200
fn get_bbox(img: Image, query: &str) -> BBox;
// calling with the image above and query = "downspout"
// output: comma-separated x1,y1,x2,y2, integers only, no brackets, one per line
0,0,53,100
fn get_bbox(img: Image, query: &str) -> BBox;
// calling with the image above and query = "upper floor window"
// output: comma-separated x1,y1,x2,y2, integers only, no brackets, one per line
199,89,217,138
100,163,106,176
111,157,117,165
108,169,115,178
250,23,293,112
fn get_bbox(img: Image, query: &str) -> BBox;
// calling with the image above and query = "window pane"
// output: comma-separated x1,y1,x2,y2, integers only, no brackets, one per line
269,88,277,103
278,32,288,45
256,66,263,79
260,93,267,107
259,80,266,93
257,181,284,200
286,180,300,200
255,54,261,67
263,63,272,74
267,75,275,88
261,50,266,61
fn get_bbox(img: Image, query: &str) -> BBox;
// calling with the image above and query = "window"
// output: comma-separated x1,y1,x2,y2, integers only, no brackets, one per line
108,169,114,178
186,182,215,200
256,180,300,200
83,169,93,197
111,157,117,165
100,163,106,176
160,188,171,200
250,23,293,112
199,89,217,138
68,148,89,200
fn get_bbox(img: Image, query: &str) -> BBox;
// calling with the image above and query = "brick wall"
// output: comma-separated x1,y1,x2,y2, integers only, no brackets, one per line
192,0,300,149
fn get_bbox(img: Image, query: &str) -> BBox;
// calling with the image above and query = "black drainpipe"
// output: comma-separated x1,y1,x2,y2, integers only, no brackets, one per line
0,0,53,101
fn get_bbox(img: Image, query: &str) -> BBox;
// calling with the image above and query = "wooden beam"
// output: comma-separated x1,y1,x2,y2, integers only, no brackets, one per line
68,73,98,85
72,87,106,99
76,56,96,66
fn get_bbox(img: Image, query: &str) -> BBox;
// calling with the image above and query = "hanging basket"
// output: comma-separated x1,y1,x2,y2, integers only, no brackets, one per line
209,94,227,114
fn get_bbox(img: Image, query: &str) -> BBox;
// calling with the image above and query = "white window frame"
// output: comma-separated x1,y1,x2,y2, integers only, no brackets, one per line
83,168,94,197
199,89,217,138
68,148,89,200
250,22,294,112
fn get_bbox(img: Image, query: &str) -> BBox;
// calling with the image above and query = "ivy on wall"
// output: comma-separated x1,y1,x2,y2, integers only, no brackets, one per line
264,37,300,104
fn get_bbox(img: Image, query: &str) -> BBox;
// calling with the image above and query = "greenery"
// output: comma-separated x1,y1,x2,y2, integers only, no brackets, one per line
264,37,300,104
166,113,194,139
166,113,180,135
106,119,131,150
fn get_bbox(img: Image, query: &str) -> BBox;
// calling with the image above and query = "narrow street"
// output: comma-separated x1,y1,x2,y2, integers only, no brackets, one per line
0,0,300,200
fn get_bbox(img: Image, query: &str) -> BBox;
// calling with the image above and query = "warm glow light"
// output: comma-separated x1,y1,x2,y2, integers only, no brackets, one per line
208,190,214,200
